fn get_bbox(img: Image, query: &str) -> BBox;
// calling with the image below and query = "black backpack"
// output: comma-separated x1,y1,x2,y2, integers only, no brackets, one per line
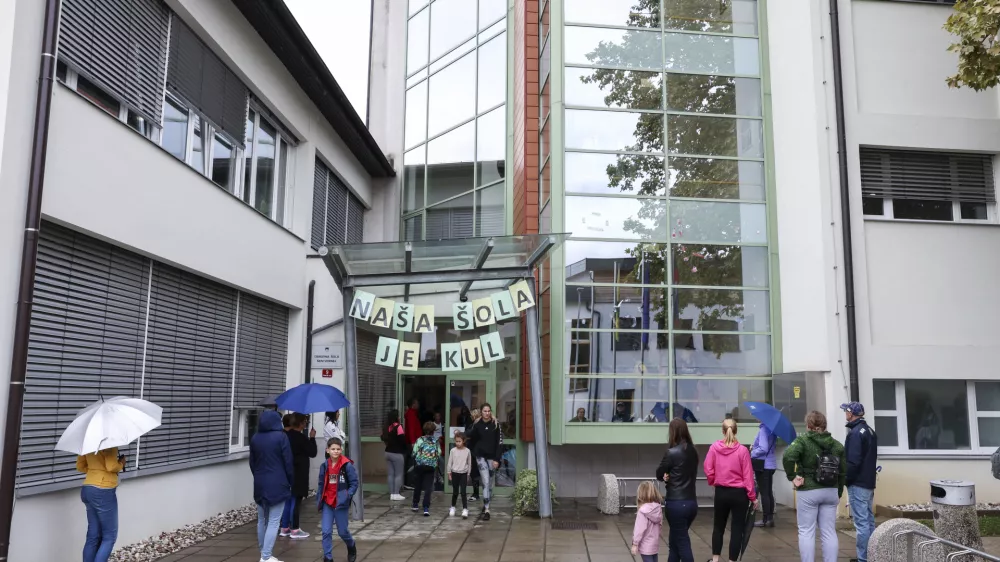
815,446,840,486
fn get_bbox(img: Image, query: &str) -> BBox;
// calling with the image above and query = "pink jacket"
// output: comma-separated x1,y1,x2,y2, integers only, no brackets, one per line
632,502,663,555
704,440,756,502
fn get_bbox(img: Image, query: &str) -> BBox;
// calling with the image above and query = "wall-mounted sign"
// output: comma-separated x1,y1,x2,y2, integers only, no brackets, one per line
321,369,333,378
312,343,344,369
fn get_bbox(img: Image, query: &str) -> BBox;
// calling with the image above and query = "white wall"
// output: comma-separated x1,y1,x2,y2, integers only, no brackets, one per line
9,461,252,562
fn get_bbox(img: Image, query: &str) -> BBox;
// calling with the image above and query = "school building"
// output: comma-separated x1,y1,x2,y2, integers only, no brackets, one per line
0,0,998,559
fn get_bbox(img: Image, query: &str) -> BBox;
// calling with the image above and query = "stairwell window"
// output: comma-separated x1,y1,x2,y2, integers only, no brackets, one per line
860,148,996,224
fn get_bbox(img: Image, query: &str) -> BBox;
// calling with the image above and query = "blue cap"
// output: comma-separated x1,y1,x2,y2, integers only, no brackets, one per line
840,402,865,416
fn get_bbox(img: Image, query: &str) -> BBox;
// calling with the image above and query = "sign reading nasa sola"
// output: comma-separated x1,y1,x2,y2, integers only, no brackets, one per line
347,280,535,372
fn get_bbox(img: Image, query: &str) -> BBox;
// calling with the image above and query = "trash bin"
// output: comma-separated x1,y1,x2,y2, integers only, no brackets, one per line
930,480,983,554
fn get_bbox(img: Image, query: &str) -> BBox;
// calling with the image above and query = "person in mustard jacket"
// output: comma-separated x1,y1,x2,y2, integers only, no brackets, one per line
76,447,125,562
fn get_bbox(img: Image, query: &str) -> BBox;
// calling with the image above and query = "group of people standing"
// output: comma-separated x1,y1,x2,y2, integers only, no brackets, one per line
631,402,878,562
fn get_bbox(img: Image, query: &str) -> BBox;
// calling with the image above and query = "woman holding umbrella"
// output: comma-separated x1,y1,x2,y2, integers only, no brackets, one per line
750,422,777,528
77,447,125,562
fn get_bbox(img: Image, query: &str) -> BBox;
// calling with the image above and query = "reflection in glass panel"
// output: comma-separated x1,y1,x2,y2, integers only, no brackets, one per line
496,321,520,439
211,134,235,191
403,147,426,213
540,0,550,39
669,201,767,244
565,67,662,110
979,418,1000,448
408,8,430,74
410,0,428,16
565,241,669,284
243,110,256,204
403,323,491,368
873,380,896,411
540,201,552,234
674,289,769,332
667,116,763,158
540,118,550,161
254,120,277,217
540,37,551,90
566,196,667,240
874,417,898,447
564,0,661,27
189,115,204,174
427,121,475,206
540,80,551,121
565,26,663,71
430,0,477,62
566,109,663,153
540,160,550,202
477,108,505,187
566,152,665,196
480,0,506,28
404,213,423,241
276,141,287,222
566,286,670,334
664,34,760,76
666,74,761,116
430,36,475,75
892,199,952,221
426,192,474,240
668,157,764,200
672,244,768,287
976,382,1000,411
665,0,759,35
476,183,505,236
428,52,475,137
674,378,769,424
565,378,675,423
905,380,970,450
405,81,428,149
162,98,188,161
675,334,769,375
479,33,506,111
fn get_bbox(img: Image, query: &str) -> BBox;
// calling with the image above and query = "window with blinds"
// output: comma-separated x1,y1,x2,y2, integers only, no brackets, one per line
356,330,397,437
57,0,170,123
312,159,367,248
17,223,290,489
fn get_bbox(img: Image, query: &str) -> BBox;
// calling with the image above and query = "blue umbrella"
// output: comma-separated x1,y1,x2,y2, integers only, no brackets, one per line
275,383,350,414
743,401,797,444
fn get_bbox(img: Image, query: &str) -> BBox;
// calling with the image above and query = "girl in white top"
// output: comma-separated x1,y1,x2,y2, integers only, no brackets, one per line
447,432,472,518
324,411,347,446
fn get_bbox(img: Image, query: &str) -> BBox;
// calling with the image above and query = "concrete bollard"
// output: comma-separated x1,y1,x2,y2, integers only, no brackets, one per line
597,474,619,515
930,479,983,556
869,518,945,562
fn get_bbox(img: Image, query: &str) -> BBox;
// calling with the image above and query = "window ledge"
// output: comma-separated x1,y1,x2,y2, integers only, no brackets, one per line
876,453,992,460
863,217,1000,228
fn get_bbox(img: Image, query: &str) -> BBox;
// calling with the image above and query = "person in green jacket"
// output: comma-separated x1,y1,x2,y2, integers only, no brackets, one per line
782,411,846,562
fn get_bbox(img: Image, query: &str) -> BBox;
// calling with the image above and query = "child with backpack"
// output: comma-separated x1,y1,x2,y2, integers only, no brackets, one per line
411,421,440,516
781,411,846,562
630,481,664,562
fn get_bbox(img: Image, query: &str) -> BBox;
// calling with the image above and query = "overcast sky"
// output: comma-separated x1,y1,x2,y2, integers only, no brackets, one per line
285,0,371,121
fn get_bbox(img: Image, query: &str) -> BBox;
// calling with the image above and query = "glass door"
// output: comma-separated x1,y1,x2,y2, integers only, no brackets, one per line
445,375,491,495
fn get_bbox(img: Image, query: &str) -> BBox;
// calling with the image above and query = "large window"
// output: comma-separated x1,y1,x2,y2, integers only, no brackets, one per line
402,0,507,240
243,107,293,223
312,159,367,248
56,62,158,140
560,0,772,425
160,94,243,195
873,380,999,453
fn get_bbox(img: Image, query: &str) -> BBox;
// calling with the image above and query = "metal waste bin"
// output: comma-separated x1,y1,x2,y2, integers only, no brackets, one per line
930,480,983,554
930,480,975,507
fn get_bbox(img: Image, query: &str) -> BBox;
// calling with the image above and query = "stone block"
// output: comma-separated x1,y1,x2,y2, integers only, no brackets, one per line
596,474,619,515
869,518,944,562
933,503,984,556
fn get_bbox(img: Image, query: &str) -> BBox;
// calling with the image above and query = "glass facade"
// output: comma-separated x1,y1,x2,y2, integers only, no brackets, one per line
403,0,508,240
559,0,773,427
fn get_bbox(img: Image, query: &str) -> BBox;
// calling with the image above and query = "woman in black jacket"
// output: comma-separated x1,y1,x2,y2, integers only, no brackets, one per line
285,413,317,539
655,418,700,562
382,410,408,501
466,403,503,520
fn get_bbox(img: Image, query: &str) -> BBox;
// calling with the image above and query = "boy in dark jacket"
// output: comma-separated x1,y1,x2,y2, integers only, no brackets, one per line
317,438,358,562
249,409,294,562
841,402,877,562
466,403,503,520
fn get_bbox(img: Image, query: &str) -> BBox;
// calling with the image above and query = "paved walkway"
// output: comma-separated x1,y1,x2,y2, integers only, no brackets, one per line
151,492,998,562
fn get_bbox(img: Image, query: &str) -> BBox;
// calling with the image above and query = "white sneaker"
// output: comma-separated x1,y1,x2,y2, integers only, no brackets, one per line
260,557,284,562
449,506,456,517
391,494,405,501
462,508,469,519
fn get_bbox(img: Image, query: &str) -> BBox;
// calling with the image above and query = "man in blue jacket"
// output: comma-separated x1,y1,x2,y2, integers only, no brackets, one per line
250,409,294,562
841,401,877,562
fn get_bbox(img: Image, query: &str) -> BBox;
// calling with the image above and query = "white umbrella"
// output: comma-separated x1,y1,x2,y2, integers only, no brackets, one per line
55,397,162,455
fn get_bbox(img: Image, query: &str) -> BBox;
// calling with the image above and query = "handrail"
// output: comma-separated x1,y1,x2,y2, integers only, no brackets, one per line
616,476,711,510
891,528,999,561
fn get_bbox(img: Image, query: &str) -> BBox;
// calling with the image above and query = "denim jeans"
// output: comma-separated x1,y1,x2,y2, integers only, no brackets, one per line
322,504,355,559
664,499,697,562
256,500,285,559
81,485,118,562
848,485,875,562
475,457,495,508
280,495,298,529
796,488,839,562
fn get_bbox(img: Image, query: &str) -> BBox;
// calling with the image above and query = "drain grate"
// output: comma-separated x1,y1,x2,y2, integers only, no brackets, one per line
551,521,598,531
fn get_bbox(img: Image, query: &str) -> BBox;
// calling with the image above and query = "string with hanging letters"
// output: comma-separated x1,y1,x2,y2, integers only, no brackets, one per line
347,280,535,371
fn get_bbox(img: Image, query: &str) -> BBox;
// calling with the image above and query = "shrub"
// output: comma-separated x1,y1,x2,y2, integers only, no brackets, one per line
513,469,556,517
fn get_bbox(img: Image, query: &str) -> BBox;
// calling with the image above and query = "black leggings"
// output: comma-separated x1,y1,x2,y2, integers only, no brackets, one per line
451,473,468,508
754,468,775,517
713,486,750,561
291,495,304,529
470,467,480,496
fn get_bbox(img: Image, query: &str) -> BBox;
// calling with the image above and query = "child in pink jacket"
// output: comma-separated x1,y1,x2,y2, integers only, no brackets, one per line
631,481,664,562
704,419,758,562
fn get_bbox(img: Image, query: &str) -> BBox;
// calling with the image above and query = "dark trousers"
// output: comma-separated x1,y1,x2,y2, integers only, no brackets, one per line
664,499,698,562
640,555,659,562
451,473,468,508
412,465,435,510
470,465,480,496
291,495,303,529
712,486,749,561
754,468,775,517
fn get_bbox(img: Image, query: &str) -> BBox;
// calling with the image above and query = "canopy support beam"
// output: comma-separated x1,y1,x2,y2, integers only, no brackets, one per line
403,242,412,302
459,238,495,301
524,276,552,518
344,267,532,288
342,287,365,521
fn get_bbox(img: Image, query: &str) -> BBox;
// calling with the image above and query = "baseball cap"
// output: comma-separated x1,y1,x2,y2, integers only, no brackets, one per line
840,402,865,416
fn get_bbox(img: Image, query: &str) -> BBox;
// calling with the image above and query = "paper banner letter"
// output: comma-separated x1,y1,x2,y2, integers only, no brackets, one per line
441,343,462,371
479,331,505,363
375,336,399,367
508,280,535,312
460,339,484,369
370,298,394,329
491,290,517,321
453,303,473,331
349,289,376,321
472,297,495,327
414,305,435,333
397,341,420,371
393,302,415,332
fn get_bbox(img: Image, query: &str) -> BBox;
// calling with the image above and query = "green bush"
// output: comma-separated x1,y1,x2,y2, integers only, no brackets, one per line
513,469,557,517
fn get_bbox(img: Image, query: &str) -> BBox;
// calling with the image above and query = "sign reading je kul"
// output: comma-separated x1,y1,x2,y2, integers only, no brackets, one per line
347,280,536,372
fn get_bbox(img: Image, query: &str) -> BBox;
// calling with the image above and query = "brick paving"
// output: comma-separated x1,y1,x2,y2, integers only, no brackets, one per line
152,493,1000,562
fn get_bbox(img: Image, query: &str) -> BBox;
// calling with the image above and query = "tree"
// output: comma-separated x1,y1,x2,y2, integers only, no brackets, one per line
945,0,1000,91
